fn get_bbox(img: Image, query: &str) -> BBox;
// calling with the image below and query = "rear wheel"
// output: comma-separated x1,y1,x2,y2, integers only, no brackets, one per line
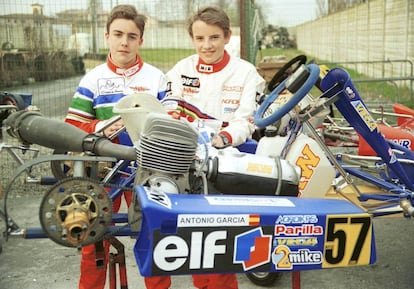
1,93,25,110
245,272,280,287
0,93,26,125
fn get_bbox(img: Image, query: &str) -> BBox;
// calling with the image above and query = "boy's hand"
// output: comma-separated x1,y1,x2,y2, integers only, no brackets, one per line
103,119,124,137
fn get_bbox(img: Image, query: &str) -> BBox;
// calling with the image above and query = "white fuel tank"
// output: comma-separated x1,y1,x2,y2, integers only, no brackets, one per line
256,133,335,198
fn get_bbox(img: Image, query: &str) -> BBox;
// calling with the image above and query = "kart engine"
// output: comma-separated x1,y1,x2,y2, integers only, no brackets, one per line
133,113,200,193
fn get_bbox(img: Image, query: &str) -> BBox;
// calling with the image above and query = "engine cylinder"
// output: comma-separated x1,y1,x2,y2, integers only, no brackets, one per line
135,113,199,175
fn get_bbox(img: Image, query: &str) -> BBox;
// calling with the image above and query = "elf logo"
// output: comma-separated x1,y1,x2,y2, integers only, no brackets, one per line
234,227,272,271
153,230,227,271
181,75,200,87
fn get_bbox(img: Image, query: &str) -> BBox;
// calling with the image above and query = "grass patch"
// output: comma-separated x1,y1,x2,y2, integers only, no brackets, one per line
140,48,193,72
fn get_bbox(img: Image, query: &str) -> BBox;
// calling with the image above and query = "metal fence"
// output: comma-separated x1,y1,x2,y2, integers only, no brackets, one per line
321,59,414,105
297,0,414,105
0,0,261,89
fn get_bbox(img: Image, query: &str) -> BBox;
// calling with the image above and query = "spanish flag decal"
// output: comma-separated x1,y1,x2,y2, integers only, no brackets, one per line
249,214,260,226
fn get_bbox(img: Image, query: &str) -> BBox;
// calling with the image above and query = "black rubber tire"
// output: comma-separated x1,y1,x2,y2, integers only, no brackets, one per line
0,93,26,111
245,272,280,287
0,93,26,132
50,150,75,180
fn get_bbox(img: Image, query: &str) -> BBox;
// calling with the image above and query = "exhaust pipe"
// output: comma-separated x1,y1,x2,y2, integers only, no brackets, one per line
5,111,136,161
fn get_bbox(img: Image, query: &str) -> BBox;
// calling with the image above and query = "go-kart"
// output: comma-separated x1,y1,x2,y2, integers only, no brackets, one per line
1,61,413,288
321,102,414,155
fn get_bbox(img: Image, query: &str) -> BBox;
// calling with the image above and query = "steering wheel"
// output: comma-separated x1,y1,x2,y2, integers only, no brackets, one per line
267,55,307,92
254,63,320,129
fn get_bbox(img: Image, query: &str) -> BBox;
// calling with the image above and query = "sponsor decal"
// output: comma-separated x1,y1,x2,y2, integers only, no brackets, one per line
166,81,172,92
123,64,140,77
222,98,240,105
246,162,273,175
98,77,124,95
274,92,291,106
295,144,320,193
205,196,295,207
181,75,200,87
222,85,243,92
351,100,377,131
153,230,227,271
272,245,322,270
198,64,213,73
274,224,323,236
390,139,411,148
145,187,171,209
130,85,149,92
234,227,272,271
223,107,237,113
183,87,198,94
345,86,356,99
274,237,318,247
177,214,260,227
276,214,318,224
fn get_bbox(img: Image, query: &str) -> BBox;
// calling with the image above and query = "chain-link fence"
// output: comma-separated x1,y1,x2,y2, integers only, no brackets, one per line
0,0,263,113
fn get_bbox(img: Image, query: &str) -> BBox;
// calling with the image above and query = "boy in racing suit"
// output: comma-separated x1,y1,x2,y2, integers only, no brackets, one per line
145,6,265,289
64,5,167,289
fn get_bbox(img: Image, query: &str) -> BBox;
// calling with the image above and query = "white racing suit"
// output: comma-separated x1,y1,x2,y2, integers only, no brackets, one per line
162,51,265,146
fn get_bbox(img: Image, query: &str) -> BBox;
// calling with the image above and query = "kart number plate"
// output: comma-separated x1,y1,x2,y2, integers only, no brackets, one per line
323,213,373,268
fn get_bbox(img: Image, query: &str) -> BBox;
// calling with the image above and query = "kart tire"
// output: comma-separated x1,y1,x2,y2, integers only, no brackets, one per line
0,93,26,111
0,93,26,125
245,272,280,287
50,150,72,180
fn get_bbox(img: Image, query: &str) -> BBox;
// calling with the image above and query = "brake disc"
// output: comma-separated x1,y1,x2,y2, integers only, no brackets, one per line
39,177,112,247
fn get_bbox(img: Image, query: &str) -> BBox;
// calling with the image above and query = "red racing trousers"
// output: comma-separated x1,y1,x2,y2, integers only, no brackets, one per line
78,191,132,289
144,274,238,289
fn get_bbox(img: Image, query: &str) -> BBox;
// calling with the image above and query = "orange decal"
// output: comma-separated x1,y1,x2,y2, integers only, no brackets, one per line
295,144,320,191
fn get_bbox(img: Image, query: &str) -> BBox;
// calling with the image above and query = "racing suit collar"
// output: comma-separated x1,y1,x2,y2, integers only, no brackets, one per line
196,51,230,74
107,54,144,77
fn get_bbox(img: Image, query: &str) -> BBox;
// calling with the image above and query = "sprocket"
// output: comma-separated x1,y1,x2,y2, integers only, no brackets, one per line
39,177,112,247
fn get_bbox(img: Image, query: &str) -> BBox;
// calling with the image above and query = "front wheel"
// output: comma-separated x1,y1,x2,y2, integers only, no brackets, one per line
245,272,280,287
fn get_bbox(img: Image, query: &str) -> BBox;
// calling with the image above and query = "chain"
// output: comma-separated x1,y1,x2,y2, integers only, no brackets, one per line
103,180,134,192
102,215,142,240
100,179,141,240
